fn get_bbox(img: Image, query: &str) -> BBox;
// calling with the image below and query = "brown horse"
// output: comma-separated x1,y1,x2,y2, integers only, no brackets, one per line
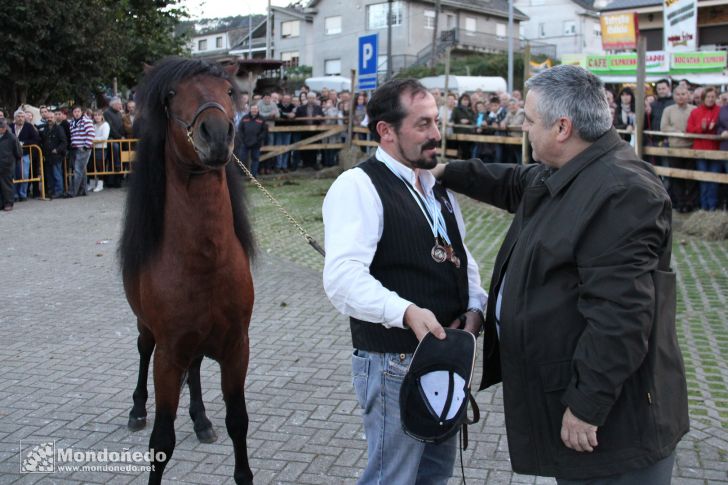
119,57,256,485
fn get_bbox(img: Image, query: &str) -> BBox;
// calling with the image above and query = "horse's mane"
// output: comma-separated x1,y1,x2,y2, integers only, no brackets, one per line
118,57,255,280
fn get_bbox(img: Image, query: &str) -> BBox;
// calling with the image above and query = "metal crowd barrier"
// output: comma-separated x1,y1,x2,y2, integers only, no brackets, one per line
11,144,46,200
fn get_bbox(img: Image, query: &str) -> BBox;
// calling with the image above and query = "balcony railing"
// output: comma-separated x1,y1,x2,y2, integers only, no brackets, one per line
415,28,557,66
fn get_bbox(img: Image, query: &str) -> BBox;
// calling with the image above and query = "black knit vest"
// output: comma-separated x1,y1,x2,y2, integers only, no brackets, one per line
350,157,469,353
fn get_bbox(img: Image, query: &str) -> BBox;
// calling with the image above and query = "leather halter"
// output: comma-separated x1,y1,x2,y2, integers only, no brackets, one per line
169,100,228,136
166,100,232,174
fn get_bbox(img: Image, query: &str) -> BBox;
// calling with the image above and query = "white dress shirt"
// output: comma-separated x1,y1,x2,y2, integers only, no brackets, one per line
322,147,487,329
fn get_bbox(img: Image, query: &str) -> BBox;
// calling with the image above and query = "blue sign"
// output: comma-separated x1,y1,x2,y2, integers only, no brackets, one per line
358,34,378,91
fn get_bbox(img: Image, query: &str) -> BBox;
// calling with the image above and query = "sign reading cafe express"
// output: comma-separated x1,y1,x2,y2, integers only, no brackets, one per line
600,12,639,50
585,52,670,75
561,51,727,76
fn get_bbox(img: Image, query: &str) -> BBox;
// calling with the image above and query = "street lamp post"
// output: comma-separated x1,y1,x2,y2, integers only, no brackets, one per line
508,0,514,93
387,0,393,81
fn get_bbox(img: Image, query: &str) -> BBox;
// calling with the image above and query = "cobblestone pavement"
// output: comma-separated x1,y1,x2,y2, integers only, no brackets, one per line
1,186,726,484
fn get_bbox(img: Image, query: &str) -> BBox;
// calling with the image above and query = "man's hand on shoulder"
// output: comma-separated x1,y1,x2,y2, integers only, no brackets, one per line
404,304,445,341
430,162,447,180
561,407,598,452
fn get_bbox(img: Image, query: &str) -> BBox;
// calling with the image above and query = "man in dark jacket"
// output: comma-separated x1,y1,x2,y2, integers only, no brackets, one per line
650,79,674,132
104,97,125,188
46,111,68,198
10,109,41,201
0,118,22,210
294,92,324,169
275,94,296,172
649,79,675,186
238,104,267,177
434,65,688,483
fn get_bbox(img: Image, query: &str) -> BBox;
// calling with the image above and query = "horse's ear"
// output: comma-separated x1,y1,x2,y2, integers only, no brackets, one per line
223,63,239,77
143,63,153,74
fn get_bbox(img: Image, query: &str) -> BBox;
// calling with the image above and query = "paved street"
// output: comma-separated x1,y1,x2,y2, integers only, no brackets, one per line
1,187,726,484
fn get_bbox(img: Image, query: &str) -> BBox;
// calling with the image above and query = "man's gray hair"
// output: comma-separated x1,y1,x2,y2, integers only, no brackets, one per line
525,65,612,142
110,97,122,105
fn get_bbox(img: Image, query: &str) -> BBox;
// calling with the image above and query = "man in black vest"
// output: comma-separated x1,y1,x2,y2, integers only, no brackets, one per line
322,78,487,484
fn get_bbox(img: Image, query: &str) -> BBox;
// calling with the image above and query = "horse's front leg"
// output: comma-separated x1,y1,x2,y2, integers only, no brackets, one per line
221,341,253,485
148,350,184,485
129,321,154,431
187,355,217,443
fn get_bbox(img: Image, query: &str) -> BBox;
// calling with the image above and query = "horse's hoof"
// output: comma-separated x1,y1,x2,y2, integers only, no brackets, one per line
128,416,147,432
234,472,253,485
195,426,217,443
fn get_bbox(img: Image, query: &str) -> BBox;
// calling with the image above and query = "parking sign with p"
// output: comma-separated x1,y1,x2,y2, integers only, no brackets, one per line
358,34,378,91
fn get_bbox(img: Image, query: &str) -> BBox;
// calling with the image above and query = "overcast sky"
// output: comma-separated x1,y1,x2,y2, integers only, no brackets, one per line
182,0,293,19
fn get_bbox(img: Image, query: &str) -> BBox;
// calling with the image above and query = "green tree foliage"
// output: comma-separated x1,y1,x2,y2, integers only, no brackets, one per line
0,0,189,110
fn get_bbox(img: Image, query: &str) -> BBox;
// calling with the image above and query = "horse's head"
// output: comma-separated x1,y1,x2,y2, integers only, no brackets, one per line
165,74,236,170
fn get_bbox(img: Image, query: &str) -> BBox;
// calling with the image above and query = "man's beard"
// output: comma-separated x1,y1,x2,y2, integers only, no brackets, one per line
400,138,439,169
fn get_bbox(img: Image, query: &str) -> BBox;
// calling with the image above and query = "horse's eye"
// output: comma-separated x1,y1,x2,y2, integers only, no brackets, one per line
167,89,176,98
227,89,234,97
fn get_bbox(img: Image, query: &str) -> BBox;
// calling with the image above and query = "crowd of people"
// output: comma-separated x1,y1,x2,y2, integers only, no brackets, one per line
0,98,136,211
2,76,727,212
235,85,529,176
237,78,728,211
610,79,728,212
236,85,354,177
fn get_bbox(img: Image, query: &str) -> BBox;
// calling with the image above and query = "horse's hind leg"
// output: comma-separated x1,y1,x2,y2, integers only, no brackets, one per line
129,321,154,431
221,351,253,485
148,351,184,485
187,355,217,443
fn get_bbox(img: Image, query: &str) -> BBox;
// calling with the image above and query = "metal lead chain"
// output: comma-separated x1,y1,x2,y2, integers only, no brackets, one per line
232,154,326,257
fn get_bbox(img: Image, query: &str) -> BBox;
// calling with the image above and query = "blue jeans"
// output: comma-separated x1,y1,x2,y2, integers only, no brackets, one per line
290,133,301,170
108,142,121,171
68,148,91,196
49,157,64,197
241,145,261,177
14,154,30,199
696,159,724,210
275,131,292,170
352,350,457,485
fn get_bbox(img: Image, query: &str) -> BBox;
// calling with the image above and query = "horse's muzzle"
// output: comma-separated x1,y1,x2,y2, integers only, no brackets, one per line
195,116,235,166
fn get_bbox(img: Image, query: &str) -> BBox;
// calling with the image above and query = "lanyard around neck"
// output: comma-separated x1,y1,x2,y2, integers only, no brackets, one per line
378,157,452,246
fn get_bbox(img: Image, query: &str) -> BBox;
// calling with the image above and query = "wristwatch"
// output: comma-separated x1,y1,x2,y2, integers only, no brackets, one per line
466,307,484,319
466,308,485,336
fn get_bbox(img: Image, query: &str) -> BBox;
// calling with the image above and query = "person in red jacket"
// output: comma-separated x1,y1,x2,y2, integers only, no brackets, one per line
686,87,721,210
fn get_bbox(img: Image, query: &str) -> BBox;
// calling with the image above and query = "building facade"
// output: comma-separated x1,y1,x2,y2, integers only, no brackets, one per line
515,0,603,58
267,0,530,77
595,0,728,51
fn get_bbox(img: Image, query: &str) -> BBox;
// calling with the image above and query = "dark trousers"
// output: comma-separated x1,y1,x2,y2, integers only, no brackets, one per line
556,451,675,485
290,132,302,170
106,142,122,187
0,163,15,207
507,144,522,164
666,157,698,211
91,148,106,177
300,149,318,169
240,144,261,177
